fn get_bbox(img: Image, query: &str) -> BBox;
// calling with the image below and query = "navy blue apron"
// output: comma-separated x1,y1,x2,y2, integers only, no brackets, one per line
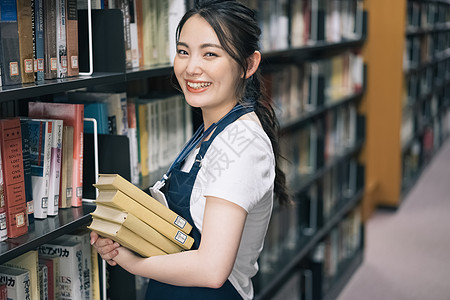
145,104,254,300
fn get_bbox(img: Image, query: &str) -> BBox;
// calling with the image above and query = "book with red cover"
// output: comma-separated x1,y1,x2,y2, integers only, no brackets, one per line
0,118,28,238
28,102,84,207
38,257,55,300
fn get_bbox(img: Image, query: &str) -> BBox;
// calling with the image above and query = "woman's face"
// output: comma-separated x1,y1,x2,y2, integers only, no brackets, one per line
174,15,242,112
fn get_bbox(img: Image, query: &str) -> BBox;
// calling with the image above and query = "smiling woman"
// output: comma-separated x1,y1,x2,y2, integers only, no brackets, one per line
90,1,290,300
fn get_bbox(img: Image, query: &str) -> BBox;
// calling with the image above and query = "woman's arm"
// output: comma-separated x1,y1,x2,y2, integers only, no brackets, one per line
91,196,247,288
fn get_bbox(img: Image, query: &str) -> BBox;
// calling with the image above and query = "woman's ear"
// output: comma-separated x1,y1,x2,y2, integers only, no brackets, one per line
245,51,261,79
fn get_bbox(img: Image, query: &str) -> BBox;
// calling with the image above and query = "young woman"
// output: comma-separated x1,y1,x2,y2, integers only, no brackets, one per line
90,1,289,299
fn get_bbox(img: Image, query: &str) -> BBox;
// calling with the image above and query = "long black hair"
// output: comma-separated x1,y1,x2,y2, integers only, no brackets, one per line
176,0,291,205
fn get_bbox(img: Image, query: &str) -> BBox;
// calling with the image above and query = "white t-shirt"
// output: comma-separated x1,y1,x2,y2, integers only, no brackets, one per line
181,117,275,300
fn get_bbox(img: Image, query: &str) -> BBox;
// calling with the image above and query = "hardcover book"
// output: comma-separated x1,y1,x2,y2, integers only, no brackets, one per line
56,0,67,78
47,119,63,216
39,239,84,300
91,203,186,252
20,118,34,224
88,217,167,257
28,119,53,219
0,265,31,300
93,188,194,250
0,118,28,238
3,250,40,300
94,173,192,234
16,0,35,83
65,0,79,77
0,0,22,86
34,0,45,81
43,0,57,79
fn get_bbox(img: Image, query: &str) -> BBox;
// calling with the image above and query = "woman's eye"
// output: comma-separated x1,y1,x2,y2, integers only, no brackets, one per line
205,52,217,57
177,49,188,55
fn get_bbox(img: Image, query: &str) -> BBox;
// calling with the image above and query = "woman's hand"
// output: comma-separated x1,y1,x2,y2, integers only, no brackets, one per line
90,231,121,266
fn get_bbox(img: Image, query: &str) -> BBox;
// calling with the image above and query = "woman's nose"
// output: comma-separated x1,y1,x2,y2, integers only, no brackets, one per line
186,56,202,76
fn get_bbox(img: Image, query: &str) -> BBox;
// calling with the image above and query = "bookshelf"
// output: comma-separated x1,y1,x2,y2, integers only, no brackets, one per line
0,1,368,299
363,0,450,216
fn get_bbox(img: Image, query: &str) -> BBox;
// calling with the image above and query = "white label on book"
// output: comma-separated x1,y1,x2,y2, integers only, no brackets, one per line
10,62,19,76
42,197,48,208
0,212,6,230
51,58,58,70
25,59,34,73
61,56,68,68
76,187,82,197
38,59,44,71
66,187,72,198
71,56,78,68
27,201,34,214
174,216,187,230
16,212,25,227
175,231,187,244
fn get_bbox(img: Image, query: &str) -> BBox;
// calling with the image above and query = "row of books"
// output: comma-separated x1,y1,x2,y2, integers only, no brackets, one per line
0,104,84,240
130,94,192,183
66,90,191,186
259,205,362,300
266,50,364,124
402,84,449,147
0,0,80,86
308,205,362,297
258,160,363,277
403,57,450,105
404,32,450,71
279,102,364,186
243,0,364,52
0,228,99,300
97,0,186,69
407,0,450,30
0,0,187,86
402,107,450,190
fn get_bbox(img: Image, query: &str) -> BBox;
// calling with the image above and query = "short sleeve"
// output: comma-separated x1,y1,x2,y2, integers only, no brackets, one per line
202,120,275,212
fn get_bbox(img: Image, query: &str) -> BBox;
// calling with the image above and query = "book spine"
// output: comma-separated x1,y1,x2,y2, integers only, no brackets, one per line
16,0,35,83
60,125,73,208
0,270,31,300
129,0,139,68
56,0,67,78
38,243,84,300
34,0,45,81
72,105,84,207
43,0,57,79
29,120,51,219
0,118,28,238
47,120,63,216
38,264,49,300
65,0,79,77
20,119,34,225
0,0,22,85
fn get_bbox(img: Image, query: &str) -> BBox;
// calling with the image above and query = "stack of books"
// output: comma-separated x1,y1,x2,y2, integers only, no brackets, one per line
88,174,194,257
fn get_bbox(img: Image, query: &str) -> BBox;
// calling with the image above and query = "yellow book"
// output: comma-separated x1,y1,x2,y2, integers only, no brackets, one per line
93,173,192,234
91,203,186,252
93,189,195,250
137,103,149,177
90,243,101,300
3,250,40,300
88,217,166,257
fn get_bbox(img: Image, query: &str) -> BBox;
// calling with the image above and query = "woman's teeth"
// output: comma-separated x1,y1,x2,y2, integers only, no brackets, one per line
187,82,211,89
